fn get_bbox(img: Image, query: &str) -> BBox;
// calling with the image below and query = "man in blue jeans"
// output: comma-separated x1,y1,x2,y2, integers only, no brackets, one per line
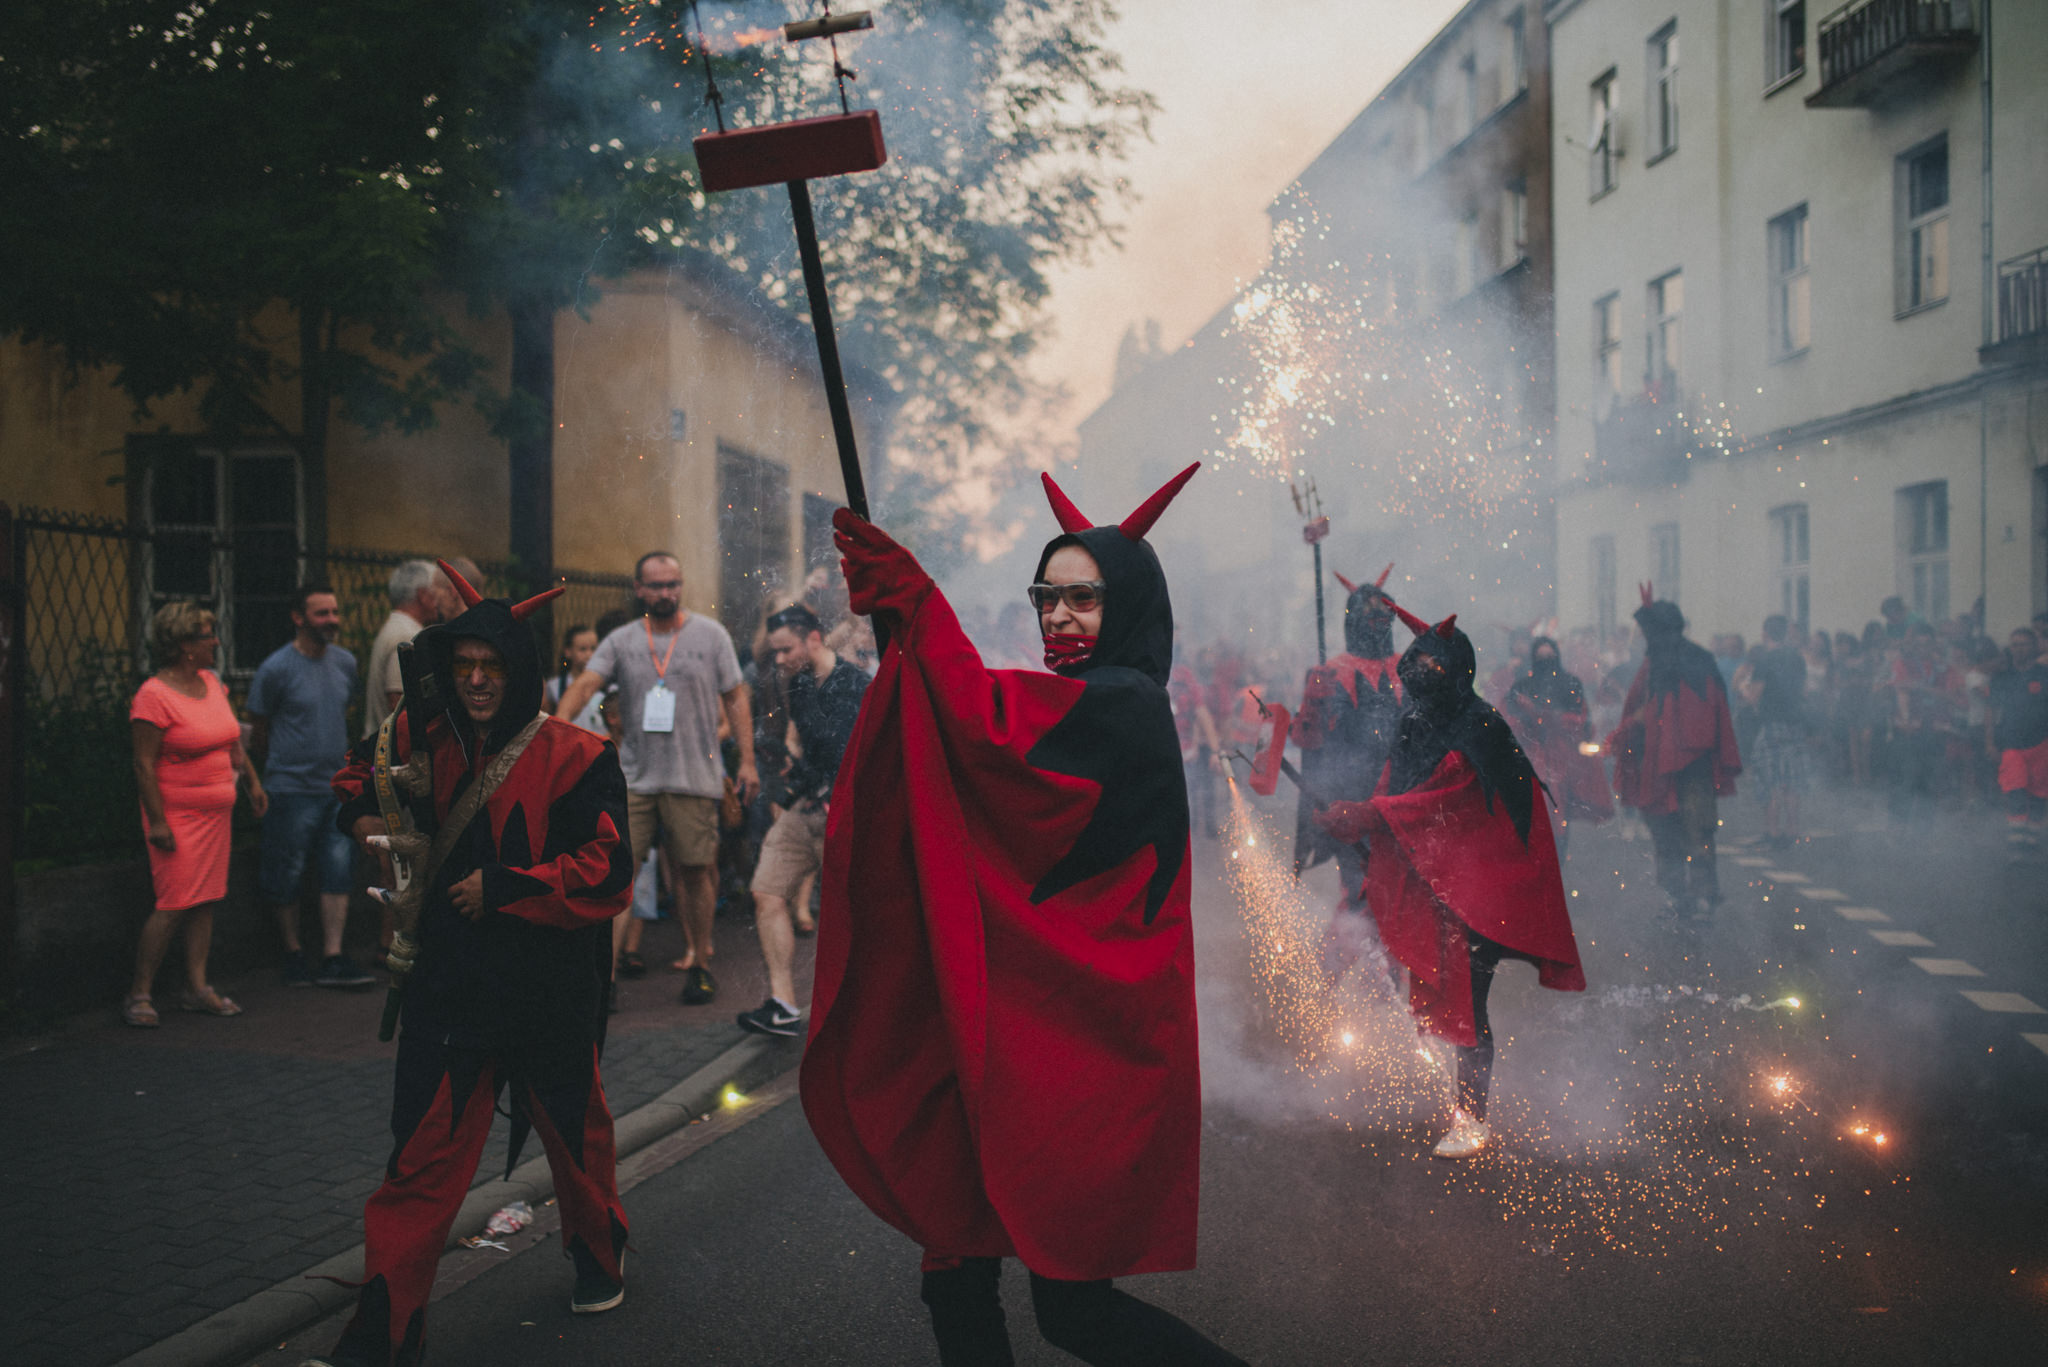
249,584,375,988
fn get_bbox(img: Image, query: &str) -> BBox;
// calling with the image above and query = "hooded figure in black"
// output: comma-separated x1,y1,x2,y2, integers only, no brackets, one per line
805,468,1248,1367
1314,604,1583,1159
1501,636,1614,847
1607,588,1740,919
321,564,634,1367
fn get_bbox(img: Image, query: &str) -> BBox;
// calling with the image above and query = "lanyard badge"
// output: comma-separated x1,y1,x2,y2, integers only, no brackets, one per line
643,618,680,733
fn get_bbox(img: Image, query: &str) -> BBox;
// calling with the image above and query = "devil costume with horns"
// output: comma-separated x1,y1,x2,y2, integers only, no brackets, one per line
1500,635,1615,854
1607,586,1741,919
1287,566,1404,982
316,564,634,1366
1315,603,1584,1158
803,468,1246,1366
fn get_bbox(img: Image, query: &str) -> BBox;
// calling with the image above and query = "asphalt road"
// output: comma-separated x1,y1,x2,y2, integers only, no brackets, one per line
261,784,2048,1366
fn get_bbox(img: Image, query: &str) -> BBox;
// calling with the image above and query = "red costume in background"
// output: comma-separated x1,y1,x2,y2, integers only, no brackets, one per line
1500,635,1614,842
324,573,633,1366
1318,605,1583,1127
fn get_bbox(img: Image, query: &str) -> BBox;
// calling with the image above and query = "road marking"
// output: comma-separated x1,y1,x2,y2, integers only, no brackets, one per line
1836,906,1891,922
1911,958,1985,977
1869,931,1934,947
1732,856,1772,867
1961,991,2046,1014
1762,869,1809,882
2023,1033,2048,1058
1803,888,1848,900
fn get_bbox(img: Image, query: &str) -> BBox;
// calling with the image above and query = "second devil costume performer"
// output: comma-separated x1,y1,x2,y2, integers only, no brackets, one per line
1608,586,1741,919
802,467,1246,1366
1290,566,1403,985
1500,635,1614,855
313,565,634,1367
1316,604,1585,1159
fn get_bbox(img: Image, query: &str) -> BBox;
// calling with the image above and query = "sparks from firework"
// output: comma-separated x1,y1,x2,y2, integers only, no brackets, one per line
1217,778,1907,1264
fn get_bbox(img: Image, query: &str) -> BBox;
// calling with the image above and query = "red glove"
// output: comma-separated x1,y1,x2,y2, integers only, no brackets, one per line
833,508,934,623
1313,800,1373,846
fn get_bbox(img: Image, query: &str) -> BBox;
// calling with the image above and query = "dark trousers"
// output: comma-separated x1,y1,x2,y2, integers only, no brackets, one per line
1644,759,1720,908
1456,936,1503,1120
920,1257,1247,1367
331,1035,627,1365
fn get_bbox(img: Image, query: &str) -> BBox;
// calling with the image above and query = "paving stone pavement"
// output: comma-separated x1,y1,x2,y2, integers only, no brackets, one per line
1,918,804,1367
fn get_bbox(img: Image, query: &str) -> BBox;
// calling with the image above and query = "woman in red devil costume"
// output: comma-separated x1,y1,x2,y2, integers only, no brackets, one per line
1315,603,1585,1159
1499,634,1615,857
802,467,1247,1366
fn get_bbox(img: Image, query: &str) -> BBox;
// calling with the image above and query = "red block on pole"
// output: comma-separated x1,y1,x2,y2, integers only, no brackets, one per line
694,110,888,192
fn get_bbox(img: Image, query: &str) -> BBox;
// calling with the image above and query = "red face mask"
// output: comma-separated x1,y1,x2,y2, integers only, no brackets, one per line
1043,633,1099,672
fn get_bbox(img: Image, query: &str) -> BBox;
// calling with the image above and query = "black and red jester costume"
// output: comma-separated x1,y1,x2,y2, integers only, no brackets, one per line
1316,604,1583,1141
803,467,1246,1366
323,567,633,1366
1289,565,1404,982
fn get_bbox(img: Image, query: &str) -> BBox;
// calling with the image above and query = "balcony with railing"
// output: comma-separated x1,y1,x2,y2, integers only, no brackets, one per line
1807,0,1977,108
1984,246,2048,364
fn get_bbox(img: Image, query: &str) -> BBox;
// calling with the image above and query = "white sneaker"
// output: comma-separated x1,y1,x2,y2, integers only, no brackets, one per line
1432,1110,1491,1159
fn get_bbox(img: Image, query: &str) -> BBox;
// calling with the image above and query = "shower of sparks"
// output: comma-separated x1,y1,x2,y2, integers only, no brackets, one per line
1218,778,1908,1265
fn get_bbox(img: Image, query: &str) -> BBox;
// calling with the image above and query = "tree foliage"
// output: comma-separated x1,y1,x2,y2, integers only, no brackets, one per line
0,1,1152,520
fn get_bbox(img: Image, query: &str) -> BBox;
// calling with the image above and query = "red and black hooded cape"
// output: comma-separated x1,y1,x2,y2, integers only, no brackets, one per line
1290,565,1403,876
1606,592,1741,815
801,467,1202,1281
1319,608,1584,1047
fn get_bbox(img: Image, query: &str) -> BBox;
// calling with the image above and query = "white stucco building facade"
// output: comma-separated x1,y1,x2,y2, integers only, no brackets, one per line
1545,0,2048,644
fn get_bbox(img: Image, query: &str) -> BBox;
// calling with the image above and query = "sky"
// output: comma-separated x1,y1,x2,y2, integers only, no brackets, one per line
1030,0,1469,436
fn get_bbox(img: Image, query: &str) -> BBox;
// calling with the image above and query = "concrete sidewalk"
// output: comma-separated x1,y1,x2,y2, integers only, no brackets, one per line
2,921,810,1367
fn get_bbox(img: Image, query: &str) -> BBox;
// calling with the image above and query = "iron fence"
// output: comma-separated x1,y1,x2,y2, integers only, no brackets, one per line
9,506,635,867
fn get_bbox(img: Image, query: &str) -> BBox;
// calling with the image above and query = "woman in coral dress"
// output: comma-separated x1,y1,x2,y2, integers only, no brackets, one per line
123,602,267,1026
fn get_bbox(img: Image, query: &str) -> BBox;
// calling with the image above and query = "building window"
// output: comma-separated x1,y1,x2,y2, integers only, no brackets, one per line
1650,522,1681,609
135,440,302,674
1898,481,1949,622
1647,269,1684,396
1898,135,1949,313
1592,534,1618,641
1589,69,1618,197
802,492,842,579
1770,503,1810,629
1647,22,1679,160
1461,53,1481,137
1769,204,1812,358
716,444,791,639
1501,180,1528,268
1455,210,1479,296
1767,0,1805,87
1414,94,1434,175
1594,292,1624,405
1505,9,1529,97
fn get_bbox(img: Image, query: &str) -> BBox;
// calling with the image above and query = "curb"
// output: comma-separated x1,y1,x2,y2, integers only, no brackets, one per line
112,1032,798,1367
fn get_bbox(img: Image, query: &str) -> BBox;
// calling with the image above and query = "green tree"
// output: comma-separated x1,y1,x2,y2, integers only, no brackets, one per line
1,1,1152,561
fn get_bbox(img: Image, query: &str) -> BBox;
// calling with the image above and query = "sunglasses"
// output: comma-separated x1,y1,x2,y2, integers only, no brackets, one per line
1028,580,1106,613
454,655,509,680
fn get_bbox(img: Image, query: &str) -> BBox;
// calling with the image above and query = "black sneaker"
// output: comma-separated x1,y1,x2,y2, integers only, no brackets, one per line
737,997,804,1037
282,951,315,988
570,1246,625,1315
317,954,377,988
679,964,717,1006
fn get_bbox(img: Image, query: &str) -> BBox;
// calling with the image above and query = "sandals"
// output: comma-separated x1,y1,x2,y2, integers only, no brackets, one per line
793,917,817,938
122,994,160,1028
177,986,244,1017
617,950,647,979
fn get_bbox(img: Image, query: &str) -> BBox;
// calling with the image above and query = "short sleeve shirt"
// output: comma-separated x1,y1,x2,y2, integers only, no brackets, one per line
1754,646,1807,726
247,643,358,796
587,614,743,798
362,610,425,740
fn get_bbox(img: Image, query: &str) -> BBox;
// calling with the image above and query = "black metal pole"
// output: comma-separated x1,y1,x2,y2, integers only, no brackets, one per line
1312,540,1327,663
787,179,870,521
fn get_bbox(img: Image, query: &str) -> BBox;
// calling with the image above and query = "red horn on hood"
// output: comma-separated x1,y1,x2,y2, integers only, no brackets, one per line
438,558,483,611
1040,472,1094,535
509,585,567,621
1375,562,1394,588
1639,581,1655,607
1333,571,1359,594
1120,461,1200,541
1387,597,1431,637
1434,613,1459,639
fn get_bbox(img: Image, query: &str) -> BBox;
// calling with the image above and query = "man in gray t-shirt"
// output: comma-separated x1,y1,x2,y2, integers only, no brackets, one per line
556,552,758,1005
